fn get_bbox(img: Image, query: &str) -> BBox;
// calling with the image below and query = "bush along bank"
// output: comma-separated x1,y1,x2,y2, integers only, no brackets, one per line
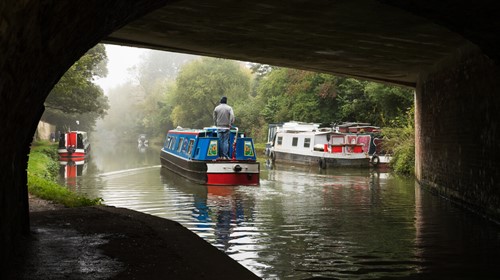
28,141,102,207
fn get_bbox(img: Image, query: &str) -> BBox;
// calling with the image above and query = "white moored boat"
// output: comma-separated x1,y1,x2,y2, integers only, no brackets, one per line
268,121,370,168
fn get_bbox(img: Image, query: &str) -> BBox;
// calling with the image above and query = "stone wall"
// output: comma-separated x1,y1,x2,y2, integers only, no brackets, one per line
35,121,56,141
416,47,500,222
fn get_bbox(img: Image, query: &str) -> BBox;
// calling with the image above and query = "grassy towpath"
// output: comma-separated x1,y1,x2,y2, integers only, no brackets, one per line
28,140,101,207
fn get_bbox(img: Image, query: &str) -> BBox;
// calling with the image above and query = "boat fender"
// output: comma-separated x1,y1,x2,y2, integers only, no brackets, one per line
371,155,380,166
319,158,326,169
233,164,242,172
270,151,276,161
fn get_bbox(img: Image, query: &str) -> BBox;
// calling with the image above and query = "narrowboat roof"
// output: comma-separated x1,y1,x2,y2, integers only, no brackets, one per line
168,129,203,135
336,122,372,128
276,129,337,136
277,122,338,135
281,121,320,132
167,126,239,135
273,121,382,135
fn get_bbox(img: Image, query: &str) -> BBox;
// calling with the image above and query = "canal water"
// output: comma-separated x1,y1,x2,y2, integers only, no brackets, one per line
61,141,500,279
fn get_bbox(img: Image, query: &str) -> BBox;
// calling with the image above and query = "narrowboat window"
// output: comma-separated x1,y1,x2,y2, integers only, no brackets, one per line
277,136,283,145
165,137,171,148
77,134,83,148
304,138,311,148
169,137,176,150
177,137,184,152
187,139,195,155
292,137,298,147
181,138,188,153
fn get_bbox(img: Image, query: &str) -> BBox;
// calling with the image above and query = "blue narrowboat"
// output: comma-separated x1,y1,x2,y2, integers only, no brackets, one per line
160,126,260,185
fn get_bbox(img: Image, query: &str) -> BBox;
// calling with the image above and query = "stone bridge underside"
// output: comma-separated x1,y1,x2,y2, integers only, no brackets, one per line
103,0,485,87
1,0,500,269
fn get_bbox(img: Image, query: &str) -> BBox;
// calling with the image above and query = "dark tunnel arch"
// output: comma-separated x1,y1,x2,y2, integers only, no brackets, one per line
2,0,500,272
0,0,172,268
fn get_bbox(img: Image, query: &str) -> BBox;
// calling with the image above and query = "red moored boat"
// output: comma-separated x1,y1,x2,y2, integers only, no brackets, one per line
57,131,91,160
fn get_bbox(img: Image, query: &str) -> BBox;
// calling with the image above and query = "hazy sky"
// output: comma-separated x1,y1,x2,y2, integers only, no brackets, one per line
94,44,146,94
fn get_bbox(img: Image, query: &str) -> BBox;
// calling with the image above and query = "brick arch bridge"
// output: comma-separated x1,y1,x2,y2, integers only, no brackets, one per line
2,0,500,266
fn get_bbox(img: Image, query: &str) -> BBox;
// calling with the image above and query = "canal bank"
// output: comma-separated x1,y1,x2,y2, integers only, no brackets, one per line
6,199,260,280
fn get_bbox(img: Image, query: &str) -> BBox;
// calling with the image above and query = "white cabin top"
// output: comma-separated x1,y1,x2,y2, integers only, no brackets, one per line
281,121,320,132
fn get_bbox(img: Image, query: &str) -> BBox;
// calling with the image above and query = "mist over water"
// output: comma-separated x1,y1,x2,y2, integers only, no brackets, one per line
64,141,500,280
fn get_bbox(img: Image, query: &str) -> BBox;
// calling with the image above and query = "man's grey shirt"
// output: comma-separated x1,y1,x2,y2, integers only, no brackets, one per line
213,103,235,128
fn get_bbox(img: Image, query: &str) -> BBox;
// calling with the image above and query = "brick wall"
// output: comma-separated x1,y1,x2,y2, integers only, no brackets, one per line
416,48,500,221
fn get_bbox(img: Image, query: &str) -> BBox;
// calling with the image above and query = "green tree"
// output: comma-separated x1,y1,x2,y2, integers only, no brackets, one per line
44,44,108,115
95,82,143,140
137,79,176,138
364,82,414,126
255,68,413,127
125,51,198,140
94,50,199,142
256,68,338,124
133,50,197,94
335,78,369,122
382,106,415,176
42,44,109,132
170,57,251,129
42,96,108,133
336,78,413,126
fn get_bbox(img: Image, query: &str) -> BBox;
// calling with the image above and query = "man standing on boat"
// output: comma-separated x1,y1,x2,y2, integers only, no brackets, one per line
213,96,235,159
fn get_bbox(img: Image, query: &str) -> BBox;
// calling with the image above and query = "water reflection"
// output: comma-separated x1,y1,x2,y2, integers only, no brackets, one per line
69,143,500,280
255,165,420,279
138,142,148,153
89,139,160,173
58,159,88,189
160,168,258,256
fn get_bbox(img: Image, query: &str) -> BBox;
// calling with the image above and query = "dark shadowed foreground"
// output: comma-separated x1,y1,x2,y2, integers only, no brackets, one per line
6,201,260,280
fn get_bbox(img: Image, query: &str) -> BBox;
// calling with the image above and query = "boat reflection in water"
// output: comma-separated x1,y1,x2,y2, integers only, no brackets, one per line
160,168,258,259
137,134,149,153
138,142,148,153
59,159,88,188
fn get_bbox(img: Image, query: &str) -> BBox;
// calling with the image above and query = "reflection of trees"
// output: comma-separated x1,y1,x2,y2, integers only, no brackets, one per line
255,170,418,279
88,141,161,173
